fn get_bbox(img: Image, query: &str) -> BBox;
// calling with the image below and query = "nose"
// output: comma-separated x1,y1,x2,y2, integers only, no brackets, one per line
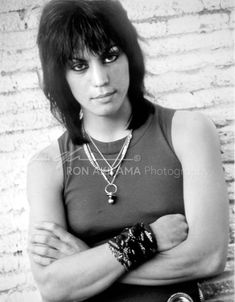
91,61,109,87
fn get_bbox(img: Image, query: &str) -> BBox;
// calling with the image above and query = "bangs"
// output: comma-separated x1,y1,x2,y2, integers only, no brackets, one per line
58,10,116,63
38,0,126,67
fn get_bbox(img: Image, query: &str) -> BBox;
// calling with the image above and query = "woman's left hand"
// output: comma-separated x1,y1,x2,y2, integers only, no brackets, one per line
28,222,89,266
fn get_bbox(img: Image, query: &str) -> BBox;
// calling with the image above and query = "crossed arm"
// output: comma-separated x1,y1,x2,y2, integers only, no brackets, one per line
27,111,229,302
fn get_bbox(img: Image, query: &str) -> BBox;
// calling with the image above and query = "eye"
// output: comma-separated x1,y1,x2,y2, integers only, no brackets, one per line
69,59,88,72
103,46,121,64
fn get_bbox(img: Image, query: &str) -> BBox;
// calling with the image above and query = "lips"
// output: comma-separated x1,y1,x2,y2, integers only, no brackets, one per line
92,90,116,100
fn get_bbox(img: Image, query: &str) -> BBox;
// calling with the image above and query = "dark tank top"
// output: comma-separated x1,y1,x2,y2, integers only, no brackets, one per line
58,104,200,302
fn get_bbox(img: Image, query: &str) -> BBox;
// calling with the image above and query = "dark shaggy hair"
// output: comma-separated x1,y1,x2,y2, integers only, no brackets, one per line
37,0,154,144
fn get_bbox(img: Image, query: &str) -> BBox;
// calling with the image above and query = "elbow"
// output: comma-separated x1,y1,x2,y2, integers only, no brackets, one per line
31,267,62,302
205,249,227,277
40,283,68,302
40,280,69,302
40,269,86,302
40,285,63,302
197,246,227,278
35,269,68,302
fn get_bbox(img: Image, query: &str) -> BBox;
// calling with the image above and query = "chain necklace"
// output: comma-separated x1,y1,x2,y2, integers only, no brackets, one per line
83,128,132,204
86,131,131,176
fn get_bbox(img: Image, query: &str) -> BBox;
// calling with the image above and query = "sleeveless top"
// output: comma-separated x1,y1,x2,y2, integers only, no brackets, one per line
58,104,200,302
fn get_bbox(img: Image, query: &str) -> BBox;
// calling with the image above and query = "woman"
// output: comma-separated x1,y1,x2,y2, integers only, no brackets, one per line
27,0,229,301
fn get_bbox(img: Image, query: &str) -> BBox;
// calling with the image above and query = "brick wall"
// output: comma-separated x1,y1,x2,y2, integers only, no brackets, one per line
0,0,234,301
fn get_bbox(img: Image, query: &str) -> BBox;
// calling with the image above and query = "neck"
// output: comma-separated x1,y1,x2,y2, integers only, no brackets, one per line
82,103,132,142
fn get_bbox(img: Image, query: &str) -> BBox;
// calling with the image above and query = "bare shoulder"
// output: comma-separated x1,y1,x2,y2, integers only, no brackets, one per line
28,139,61,166
171,110,220,160
27,140,63,189
172,110,217,137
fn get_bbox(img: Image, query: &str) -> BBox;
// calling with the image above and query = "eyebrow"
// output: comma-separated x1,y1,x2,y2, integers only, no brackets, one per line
70,57,87,62
69,44,120,62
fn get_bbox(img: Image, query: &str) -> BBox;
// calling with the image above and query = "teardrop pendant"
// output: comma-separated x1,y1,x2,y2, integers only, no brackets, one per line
108,193,115,204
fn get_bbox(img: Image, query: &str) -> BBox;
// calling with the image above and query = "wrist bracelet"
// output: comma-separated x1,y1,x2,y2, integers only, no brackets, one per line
108,222,158,271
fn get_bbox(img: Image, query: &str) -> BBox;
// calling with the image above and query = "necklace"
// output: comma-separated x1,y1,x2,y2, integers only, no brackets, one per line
86,132,130,176
83,128,132,204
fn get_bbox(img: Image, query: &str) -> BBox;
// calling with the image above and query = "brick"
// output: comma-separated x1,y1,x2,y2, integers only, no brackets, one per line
0,126,63,153
120,0,204,19
167,13,229,36
0,213,16,235
0,157,33,186
0,289,42,302
0,71,39,93
0,193,26,217
219,124,235,145
0,254,30,273
229,203,234,224
200,272,234,299
227,182,235,200
1,47,41,73
0,89,48,115
3,290,42,302
145,65,235,95
141,29,234,57
1,163,32,197
224,258,234,272
221,0,235,9
221,143,234,162
0,29,37,50
201,0,221,10
171,103,234,126
223,163,234,182
230,10,235,28
1,165,27,191
145,48,234,75
0,0,46,13
0,7,41,32
229,223,235,243
193,87,234,107
0,149,31,167
214,66,235,87
227,243,234,260
215,119,231,128
0,188,27,213
200,102,235,120
0,231,27,254
0,12,24,32
134,21,167,39
0,211,29,235
0,109,58,134
0,272,27,291
152,87,234,110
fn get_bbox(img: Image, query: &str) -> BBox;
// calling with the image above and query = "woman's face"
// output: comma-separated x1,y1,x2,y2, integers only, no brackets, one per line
65,45,130,119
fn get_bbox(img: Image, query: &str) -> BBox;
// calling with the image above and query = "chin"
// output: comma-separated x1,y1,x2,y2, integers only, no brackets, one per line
93,103,124,117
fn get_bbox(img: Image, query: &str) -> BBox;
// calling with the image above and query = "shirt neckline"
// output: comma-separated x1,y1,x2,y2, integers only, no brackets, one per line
84,113,153,155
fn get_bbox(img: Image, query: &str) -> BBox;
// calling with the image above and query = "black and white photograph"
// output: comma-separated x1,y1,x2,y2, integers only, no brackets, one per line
0,0,234,301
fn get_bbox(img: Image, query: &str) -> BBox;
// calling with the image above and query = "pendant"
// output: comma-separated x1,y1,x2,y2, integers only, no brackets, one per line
109,170,114,176
105,183,117,205
107,193,116,204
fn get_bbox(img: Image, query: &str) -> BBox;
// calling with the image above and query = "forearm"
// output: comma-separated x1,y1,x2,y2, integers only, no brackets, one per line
120,237,226,286
38,243,125,302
